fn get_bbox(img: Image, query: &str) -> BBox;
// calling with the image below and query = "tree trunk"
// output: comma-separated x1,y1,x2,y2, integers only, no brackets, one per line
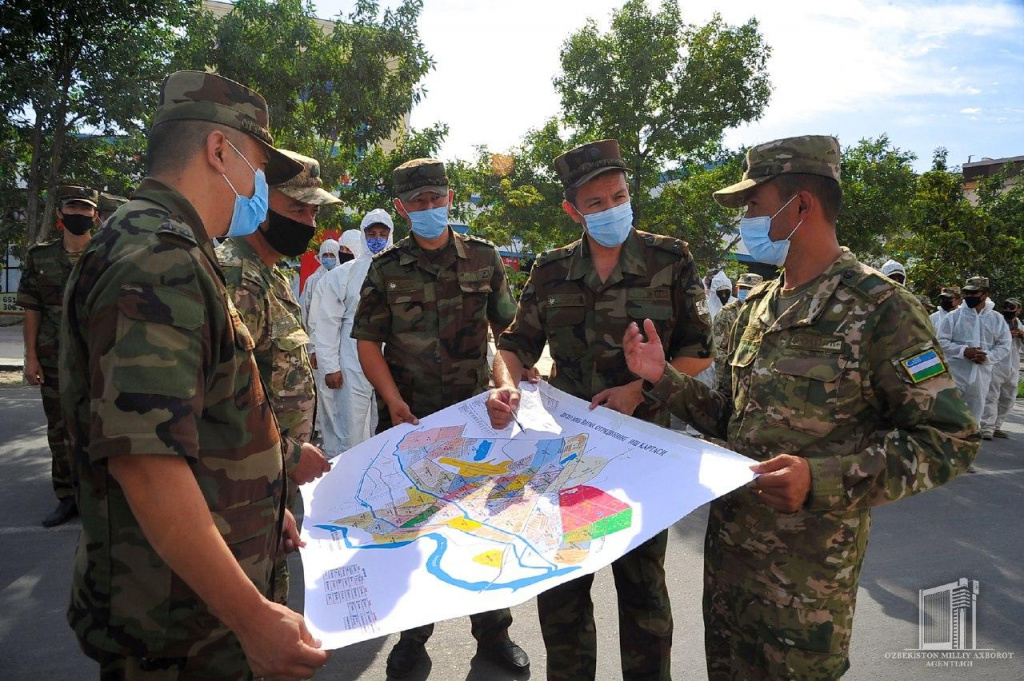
24,111,45,245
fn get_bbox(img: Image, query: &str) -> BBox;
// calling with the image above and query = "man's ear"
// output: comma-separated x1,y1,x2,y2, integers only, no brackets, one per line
393,197,408,219
206,129,230,175
562,200,583,224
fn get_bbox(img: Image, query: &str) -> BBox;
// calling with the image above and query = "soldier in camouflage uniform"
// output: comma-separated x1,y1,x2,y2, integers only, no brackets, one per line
57,71,329,680
488,139,715,681
712,272,763,388
352,158,529,678
622,135,979,680
216,148,336,605
18,183,98,527
97,192,128,224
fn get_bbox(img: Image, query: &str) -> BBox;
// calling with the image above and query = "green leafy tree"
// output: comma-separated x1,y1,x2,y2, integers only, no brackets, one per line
894,159,1024,302
554,0,771,224
181,0,434,213
0,0,200,244
836,135,918,263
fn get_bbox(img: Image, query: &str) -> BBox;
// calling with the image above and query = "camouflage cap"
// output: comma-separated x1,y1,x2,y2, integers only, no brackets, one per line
394,158,449,201
272,149,342,206
152,70,302,185
714,135,841,208
1000,297,1020,310
737,272,764,288
940,286,961,297
962,276,989,292
98,192,128,214
58,184,99,209
553,139,631,194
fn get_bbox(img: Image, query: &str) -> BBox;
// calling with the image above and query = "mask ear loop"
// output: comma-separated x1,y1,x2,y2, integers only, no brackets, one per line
776,193,803,241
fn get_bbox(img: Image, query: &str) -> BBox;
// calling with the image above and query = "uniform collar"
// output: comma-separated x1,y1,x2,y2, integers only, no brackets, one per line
757,248,860,332
229,237,276,277
398,229,464,267
565,229,647,284
132,178,210,245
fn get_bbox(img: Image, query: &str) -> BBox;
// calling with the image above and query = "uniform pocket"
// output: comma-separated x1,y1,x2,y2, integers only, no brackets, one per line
113,285,203,399
543,293,587,356
771,353,858,436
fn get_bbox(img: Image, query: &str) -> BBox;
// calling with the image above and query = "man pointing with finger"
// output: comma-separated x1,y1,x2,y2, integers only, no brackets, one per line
622,135,978,679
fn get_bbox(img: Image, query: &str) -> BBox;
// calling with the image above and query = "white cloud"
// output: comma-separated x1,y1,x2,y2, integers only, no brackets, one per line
960,107,982,114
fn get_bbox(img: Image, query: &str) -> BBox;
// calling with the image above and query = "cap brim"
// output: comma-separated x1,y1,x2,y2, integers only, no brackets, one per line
712,177,768,208
398,185,449,201
961,286,983,292
277,186,343,206
62,199,98,209
259,142,305,185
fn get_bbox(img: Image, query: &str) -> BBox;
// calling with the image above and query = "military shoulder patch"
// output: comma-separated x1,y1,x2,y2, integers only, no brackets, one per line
900,348,947,383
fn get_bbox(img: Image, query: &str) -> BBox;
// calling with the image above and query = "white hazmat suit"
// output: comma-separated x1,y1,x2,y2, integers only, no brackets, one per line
981,312,1022,436
313,214,394,456
697,271,735,388
936,298,1011,422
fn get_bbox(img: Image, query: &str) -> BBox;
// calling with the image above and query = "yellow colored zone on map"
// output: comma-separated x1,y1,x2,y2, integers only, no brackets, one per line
438,457,510,477
473,550,503,568
447,517,483,532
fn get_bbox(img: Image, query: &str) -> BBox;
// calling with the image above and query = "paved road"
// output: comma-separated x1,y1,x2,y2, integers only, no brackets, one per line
1,383,1021,680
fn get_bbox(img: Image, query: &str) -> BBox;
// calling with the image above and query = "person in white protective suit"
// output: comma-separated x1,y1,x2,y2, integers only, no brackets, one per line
301,238,339,329
313,215,394,456
935,276,1011,424
696,271,735,388
930,285,960,329
880,258,907,286
981,298,1023,439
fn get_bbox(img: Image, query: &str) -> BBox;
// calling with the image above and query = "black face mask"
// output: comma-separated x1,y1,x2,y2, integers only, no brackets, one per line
62,213,93,236
964,295,983,309
939,296,955,312
260,210,315,257
717,291,731,305
338,251,355,265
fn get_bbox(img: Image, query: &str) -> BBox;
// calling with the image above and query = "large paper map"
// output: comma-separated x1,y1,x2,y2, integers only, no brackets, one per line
300,381,756,649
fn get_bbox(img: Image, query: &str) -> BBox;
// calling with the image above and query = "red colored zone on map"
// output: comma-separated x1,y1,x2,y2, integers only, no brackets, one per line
559,485,629,533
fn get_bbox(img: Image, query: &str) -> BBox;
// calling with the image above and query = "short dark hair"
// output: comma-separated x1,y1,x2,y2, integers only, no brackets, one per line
147,120,239,176
771,173,843,223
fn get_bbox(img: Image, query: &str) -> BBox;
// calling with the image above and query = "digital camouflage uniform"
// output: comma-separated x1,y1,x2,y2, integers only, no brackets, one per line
498,227,713,681
17,184,98,504
713,299,742,387
217,237,314,605
57,70,302,679
644,136,979,680
352,219,518,645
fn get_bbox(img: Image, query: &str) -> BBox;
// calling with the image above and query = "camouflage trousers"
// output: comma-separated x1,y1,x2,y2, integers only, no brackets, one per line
538,530,672,681
703,547,854,680
89,634,250,681
270,485,299,605
39,360,72,501
400,607,513,645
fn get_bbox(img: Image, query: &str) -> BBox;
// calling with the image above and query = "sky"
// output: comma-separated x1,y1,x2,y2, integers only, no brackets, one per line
314,0,1024,172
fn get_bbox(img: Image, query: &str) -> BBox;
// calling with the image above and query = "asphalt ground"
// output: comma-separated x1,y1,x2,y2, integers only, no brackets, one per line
0,380,1021,680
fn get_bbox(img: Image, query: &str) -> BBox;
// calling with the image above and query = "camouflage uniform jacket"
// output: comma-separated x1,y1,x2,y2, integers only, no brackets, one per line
351,230,517,421
644,249,978,653
498,229,713,426
217,237,314,473
58,178,286,659
712,298,743,388
17,238,77,364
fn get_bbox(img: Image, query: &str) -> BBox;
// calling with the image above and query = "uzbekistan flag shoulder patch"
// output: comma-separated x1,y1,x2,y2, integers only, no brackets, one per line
901,348,947,383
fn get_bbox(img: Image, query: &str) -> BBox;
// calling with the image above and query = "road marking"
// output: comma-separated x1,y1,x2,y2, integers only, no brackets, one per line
972,468,1024,476
0,524,80,536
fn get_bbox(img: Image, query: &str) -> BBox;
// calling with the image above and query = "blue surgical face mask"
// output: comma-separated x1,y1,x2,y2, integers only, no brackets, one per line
408,205,449,240
737,289,749,302
321,255,338,270
365,236,389,255
739,194,802,267
582,200,633,247
221,139,269,238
